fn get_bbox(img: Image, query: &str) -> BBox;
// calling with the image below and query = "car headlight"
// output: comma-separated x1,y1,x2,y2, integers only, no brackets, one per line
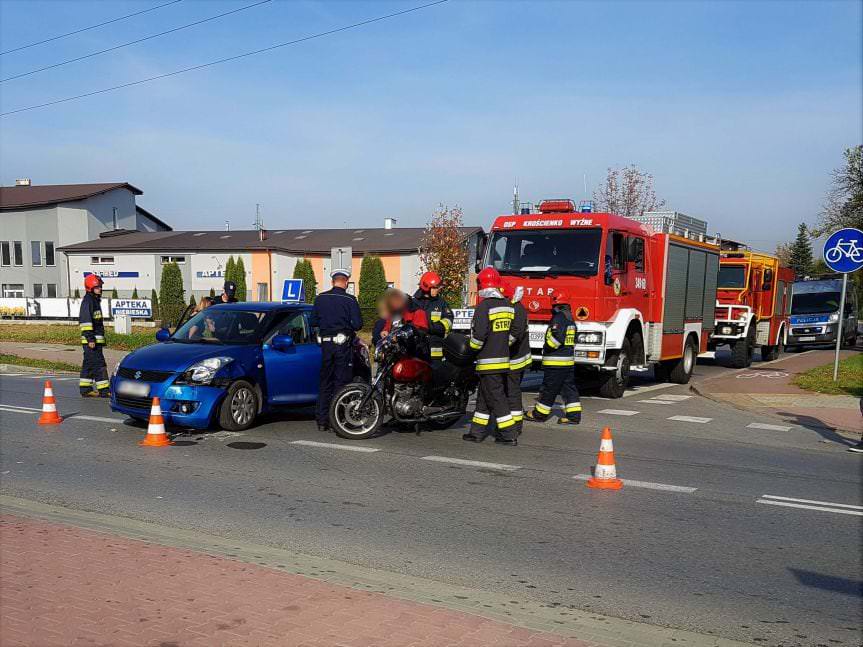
577,332,603,345
828,313,840,323
182,356,233,385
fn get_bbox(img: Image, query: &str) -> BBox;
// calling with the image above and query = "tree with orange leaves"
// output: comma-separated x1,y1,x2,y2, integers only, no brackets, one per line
419,205,469,308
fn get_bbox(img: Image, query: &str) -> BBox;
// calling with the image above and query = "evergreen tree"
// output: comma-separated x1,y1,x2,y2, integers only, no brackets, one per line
225,256,236,290
150,289,159,320
292,260,317,303
234,256,247,301
159,262,185,327
110,287,119,299
189,294,197,307
208,286,216,299
788,223,813,279
73,288,81,299
131,286,139,299
358,255,387,309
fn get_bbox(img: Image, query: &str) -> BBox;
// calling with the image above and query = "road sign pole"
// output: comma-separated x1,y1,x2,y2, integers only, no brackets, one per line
832,272,848,382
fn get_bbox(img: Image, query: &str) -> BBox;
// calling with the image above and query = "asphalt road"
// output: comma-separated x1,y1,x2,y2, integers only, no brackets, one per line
1,357,861,647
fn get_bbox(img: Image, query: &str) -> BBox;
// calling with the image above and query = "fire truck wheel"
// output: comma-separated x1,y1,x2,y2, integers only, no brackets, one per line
599,339,631,399
668,336,697,384
730,327,755,368
761,343,782,362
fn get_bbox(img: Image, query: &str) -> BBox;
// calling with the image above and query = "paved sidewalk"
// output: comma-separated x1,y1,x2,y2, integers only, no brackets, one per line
693,349,862,436
0,341,128,372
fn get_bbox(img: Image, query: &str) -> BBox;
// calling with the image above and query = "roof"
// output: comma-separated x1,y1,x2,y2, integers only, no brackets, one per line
209,302,311,312
57,226,483,255
135,204,173,231
0,182,143,210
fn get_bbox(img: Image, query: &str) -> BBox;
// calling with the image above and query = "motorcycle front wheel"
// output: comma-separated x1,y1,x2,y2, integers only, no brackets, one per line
330,383,383,440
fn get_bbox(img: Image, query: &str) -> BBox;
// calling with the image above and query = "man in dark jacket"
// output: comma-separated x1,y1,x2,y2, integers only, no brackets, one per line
79,274,109,397
464,267,518,445
412,271,453,361
525,291,581,424
311,269,363,431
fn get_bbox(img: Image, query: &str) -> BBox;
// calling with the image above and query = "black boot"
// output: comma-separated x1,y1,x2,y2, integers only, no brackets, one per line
495,437,518,446
462,433,484,443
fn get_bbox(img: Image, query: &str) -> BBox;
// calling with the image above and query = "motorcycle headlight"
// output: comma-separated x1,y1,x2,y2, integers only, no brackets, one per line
182,356,233,385
577,332,603,345
828,312,840,323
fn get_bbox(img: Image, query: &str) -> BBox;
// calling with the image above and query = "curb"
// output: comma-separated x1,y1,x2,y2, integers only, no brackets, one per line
0,362,77,375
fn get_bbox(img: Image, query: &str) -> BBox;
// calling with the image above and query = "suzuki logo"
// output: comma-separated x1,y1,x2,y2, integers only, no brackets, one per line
134,370,142,380
529,300,541,312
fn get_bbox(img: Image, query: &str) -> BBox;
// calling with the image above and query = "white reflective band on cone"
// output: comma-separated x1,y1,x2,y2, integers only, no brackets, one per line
147,424,165,435
600,439,614,452
594,463,617,479
150,405,161,416
43,404,56,412
45,387,53,396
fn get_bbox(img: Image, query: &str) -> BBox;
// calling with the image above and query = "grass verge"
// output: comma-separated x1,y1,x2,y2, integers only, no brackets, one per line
0,353,80,373
0,324,154,351
792,353,863,398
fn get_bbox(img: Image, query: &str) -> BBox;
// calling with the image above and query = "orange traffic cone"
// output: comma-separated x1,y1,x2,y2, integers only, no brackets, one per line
37,380,63,426
139,397,173,447
586,426,623,490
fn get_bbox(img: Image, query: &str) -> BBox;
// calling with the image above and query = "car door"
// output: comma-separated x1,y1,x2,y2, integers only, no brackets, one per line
262,310,321,404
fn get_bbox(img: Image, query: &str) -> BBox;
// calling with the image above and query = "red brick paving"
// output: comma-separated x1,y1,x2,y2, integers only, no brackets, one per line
0,515,590,647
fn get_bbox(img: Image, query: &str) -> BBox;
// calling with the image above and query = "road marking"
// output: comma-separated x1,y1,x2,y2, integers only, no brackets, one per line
421,456,522,471
573,474,697,493
759,494,863,511
290,440,380,453
72,415,125,424
756,499,863,516
653,394,692,402
668,415,712,423
638,399,675,405
0,406,36,416
620,382,676,397
0,373,29,377
597,409,640,416
0,404,41,412
747,422,793,432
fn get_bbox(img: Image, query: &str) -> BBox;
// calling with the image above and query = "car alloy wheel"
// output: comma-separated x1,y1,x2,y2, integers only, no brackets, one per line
231,387,255,426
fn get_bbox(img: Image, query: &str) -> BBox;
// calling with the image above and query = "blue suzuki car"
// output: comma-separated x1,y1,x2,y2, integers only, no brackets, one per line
110,302,366,430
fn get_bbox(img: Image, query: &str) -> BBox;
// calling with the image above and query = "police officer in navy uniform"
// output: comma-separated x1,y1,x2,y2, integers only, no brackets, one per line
79,274,110,397
311,269,363,431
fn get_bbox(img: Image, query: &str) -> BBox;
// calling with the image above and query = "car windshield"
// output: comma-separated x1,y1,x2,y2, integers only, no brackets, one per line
718,265,747,288
791,292,842,315
487,229,602,276
172,309,271,344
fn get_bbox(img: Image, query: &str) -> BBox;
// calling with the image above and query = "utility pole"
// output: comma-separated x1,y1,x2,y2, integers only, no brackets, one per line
512,182,519,215
253,204,263,231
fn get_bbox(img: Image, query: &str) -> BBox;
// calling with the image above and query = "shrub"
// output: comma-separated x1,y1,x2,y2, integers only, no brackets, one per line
292,259,317,303
359,255,387,309
131,287,139,299
159,262,185,327
234,256,247,301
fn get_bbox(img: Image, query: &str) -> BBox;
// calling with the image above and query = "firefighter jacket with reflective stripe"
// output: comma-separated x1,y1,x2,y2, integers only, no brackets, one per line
413,290,453,359
79,292,105,345
509,300,531,371
541,306,575,367
469,296,515,374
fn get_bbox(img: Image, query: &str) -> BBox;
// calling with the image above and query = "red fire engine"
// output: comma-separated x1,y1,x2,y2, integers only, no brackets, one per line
710,242,794,367
458,199,720,398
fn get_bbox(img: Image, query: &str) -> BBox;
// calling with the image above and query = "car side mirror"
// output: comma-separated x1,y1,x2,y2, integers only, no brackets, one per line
155,328,171,342
271,334,295,351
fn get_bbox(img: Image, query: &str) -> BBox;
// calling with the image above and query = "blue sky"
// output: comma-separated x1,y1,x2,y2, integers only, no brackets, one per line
1,0,860,250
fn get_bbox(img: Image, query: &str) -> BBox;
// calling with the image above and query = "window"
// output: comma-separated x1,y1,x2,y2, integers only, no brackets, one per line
47,284,57,298
31,241,42,266
91,256,114,265
606,232,626,271
112,207,118,230
2,284,24,298
33,284,43,298
160,255,186,264
628,237,645,272
13,241,23,266
1,242,9,266
718,265,747,289
269,311,309,345
45,242,55,266
487,229,603,275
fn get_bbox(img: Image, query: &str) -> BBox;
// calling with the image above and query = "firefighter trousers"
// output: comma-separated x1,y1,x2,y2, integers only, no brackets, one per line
505,369,525,435
533,368,581,423
80,345,109,395
469,373,516,440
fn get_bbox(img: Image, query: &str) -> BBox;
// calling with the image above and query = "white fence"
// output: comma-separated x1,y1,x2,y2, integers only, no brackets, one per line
0,298,153,320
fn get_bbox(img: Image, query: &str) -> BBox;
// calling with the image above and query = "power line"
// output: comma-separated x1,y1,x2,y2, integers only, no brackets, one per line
0,0,184,56
0,0,448,117
1,0,273,83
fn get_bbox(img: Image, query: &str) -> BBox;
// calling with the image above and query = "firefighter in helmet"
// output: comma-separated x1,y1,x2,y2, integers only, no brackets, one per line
503,283,530,436
413,271,453,361
463,267,518,445
525,290,581,424
79,274,110,397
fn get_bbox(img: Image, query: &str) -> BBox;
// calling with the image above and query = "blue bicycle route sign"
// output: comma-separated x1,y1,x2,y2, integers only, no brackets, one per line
822,227,863,274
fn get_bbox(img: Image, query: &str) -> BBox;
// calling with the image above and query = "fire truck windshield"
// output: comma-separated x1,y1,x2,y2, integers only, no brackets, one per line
487,229,602,276
718,265,747,289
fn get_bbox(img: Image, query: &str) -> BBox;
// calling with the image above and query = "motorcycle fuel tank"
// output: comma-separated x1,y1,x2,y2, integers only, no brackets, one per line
392,357,433,383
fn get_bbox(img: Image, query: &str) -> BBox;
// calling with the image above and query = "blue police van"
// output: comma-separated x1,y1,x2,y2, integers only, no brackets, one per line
786,277,859,350
110,302,334,430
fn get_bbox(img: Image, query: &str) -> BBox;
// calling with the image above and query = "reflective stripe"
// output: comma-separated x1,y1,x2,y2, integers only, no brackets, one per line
511,410,524,421
488,311,515,321
440,318,452,333
477,356,510,364
535,402,552,414
565,403,583,413
542,358,574,367
95,380,110,389
79,323,93,331
79,379,94,386
545,329,562,348
471,413,490,426
469,336,484,350
80,337,89,344
488,306,514,316
93,312,102,319
430,348,443,358
510,354,531,370
95,335,106,344
497,416,516,429
476,362,510,371
472,412,490,420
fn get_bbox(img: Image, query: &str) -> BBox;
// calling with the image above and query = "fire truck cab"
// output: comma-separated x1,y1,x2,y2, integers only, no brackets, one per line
470,199,720,398
710,243,794,367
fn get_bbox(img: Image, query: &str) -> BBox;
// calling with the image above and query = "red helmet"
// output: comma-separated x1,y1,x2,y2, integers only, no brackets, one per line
477,267,502,290
500,283,513,299
552,289,567,305
84,274,103,292
419,271,442,293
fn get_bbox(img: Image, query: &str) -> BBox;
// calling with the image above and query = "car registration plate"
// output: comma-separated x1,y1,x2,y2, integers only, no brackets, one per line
117,380,150,397
798,336,816,342
529,331,545,342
